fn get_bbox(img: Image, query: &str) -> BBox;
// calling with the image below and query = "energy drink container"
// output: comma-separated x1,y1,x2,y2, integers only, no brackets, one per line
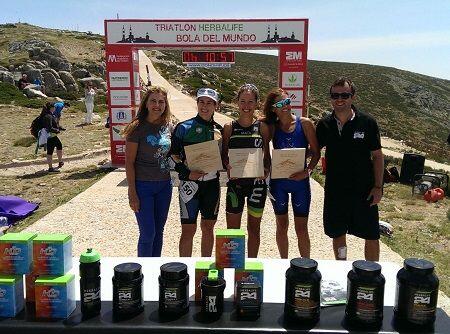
200,269,226,317
79,248,101,317
345,260,385,328
284,258,321,323
159,262,189,316
112,263,144,319
394,258,439,327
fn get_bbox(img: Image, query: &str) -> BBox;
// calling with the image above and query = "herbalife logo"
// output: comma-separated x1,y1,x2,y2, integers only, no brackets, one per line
0,288,6,298
222,240,239,250
4,245,21,256
42,288,60,298
288,74,298,83
40,246,57,256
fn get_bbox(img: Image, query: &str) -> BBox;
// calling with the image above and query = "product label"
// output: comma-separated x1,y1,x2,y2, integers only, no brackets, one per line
206,295,217,313
82,287,100,303
395,282,438,325
238,287,259,306
161,286,188,311
288,283,320,317
116,285,141,311
355,286,380,321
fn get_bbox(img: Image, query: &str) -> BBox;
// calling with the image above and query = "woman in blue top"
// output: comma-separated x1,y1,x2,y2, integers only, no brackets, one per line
123,86,173,257
262,88,320,258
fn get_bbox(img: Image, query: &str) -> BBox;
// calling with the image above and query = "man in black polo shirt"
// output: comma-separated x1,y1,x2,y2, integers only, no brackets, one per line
316,77,384,261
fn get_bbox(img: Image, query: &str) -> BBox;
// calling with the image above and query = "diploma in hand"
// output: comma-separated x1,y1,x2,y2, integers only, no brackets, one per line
271,148,306,179
229,148,264,178
184,140,223,173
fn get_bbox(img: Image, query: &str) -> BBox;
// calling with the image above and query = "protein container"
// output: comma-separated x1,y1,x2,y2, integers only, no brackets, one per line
159,262,189,316
345,260,385,327
394,258,439,327
284,258,321,323
112,262,144,318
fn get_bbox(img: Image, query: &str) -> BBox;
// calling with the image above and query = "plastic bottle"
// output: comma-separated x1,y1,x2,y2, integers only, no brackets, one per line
79,248,101,317
345,260,385,328
284,258,321,323
394,258,439,327
200,269,226,317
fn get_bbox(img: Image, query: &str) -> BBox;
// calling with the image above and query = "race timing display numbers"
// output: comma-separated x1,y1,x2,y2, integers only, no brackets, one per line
182,51,235,64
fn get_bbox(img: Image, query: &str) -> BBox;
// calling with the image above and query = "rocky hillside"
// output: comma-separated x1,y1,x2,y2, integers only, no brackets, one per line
0,23,448,163
0,23,106,99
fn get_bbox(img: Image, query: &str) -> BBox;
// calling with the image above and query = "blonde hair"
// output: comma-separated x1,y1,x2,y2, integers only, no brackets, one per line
122,86,171,138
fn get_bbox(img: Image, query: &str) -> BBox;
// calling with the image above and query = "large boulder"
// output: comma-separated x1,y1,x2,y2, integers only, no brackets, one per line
72,68,91,79
0,71,15,85
41,68,60,78
21,63,36,72
25,69,43,83
58,71,76,85
0,65,8,71
79,77,107,91
42,71,66,96
28,45,71,72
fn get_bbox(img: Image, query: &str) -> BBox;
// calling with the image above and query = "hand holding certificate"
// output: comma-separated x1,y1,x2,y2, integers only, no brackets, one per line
271,148,306,179
228,148,264,178
184,140,222,173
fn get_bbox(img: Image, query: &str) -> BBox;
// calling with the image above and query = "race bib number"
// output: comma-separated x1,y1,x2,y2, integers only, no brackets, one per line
179,181,199,203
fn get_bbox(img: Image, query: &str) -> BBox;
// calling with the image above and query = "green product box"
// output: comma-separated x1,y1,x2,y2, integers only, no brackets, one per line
235,261,264,300
215,229,245,269
195,261,224,301
0,232,37,275
35,273,75,319
33,234,72,275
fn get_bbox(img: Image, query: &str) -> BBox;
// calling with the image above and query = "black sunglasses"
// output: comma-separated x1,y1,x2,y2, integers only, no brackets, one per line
330,92,353,100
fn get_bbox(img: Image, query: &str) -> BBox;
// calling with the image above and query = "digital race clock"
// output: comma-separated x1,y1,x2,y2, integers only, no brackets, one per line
182,51,235,64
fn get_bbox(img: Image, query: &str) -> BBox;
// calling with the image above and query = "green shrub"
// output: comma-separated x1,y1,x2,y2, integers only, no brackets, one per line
13,136,35,147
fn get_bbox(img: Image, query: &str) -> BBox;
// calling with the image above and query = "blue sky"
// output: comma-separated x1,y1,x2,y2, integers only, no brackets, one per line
2,0,449,79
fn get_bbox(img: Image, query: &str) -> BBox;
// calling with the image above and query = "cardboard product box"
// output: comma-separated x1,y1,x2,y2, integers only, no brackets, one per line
0,233,36,275
35,274,75,319
194,261,224,301
215,229,245,269
235,261,264,300
0,275,24,317
33,234,72,275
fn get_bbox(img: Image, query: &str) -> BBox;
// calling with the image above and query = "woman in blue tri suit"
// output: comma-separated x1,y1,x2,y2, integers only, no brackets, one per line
262,88,320,258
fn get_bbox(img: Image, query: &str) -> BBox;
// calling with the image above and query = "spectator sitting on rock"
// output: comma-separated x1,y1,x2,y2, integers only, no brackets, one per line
18,73,30,90
53,101,70,130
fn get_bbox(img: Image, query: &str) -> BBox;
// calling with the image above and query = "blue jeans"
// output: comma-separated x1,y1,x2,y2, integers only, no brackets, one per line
135,179,172,257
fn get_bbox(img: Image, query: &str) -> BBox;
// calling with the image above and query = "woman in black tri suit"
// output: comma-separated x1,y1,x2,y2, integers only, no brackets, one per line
222,84,271,258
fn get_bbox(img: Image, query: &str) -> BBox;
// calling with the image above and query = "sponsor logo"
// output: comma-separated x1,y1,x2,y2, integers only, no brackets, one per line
414,295,431,304
40,246,57,257
110,90,131,106
107,54,130,63
134,90,141,105
164,291,177,299
357,291,374,301
208,296,217,312
83,290,100,302
112,126,125,141
42,288,60,299
240,291,257,300
284,89,303,106
109,72,130,88
282,72,304,88
0,288,6,298
4,245,21,256
118,291,131,300
295,287,311,298
111,108,132,123
286,51,302,60
241,274,258,282
353,131,365,139
115,144,126,155
222,240,239,250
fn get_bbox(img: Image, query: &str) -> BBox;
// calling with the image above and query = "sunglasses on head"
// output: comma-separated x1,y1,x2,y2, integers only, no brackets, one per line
272,98,291,108
330,92,353,100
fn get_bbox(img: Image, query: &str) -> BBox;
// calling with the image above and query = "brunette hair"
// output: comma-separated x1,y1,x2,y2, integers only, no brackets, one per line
261,87,287,124
122,86,171,138
329,77,356,95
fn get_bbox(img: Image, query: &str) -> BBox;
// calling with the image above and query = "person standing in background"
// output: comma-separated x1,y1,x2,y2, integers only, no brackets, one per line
84,81,96,124
123,86,173,257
